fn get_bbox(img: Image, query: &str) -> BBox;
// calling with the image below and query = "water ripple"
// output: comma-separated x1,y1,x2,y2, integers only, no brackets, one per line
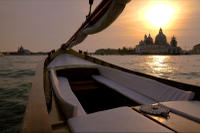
0,55,45,133
0,69,35,78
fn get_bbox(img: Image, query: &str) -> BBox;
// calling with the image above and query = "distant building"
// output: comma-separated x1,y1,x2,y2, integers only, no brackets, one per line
17,46,31,55
136,28,182,54
192,44,200,54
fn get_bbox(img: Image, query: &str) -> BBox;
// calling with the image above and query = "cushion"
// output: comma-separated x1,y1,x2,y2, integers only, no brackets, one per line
50,69,86,119
68,107,172,133
97,66,194,102
161,101,200,123
93,75,155,105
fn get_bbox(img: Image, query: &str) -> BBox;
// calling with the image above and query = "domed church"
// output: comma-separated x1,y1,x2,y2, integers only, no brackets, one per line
155,28,168,45
135,28,182,54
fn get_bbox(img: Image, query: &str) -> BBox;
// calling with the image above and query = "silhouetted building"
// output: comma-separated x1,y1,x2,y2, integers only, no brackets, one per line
17,46,31,55
170,36,177,47
136,28,182,54
192,44,200,54
155,28,168,45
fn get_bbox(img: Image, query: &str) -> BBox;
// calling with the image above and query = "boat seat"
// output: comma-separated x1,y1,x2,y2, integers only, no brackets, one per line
96,66,194,102
92,75,156,105
161,101,200,123
68,106,173,132
50,69,86,119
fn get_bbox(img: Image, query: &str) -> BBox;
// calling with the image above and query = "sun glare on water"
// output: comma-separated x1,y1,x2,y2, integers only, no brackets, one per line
145,3,175,28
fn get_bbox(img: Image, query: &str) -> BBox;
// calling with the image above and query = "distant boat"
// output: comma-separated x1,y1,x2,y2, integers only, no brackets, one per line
22,0,200,133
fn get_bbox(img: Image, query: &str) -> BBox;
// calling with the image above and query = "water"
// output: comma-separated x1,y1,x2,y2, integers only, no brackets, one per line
0,56,45,133
0,55,199,132
93,55,200,86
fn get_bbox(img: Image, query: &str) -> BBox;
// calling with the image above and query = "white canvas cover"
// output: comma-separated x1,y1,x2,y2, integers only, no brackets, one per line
47,54,96,69
49,69,86,119
93,75,155,105
68,0,131,48
161,101,200,123
96,66,194,102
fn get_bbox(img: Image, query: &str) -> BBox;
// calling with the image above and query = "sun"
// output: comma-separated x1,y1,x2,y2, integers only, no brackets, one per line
145,3,175,28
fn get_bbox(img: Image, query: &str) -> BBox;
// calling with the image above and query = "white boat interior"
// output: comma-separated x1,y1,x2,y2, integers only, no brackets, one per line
46,53,200,132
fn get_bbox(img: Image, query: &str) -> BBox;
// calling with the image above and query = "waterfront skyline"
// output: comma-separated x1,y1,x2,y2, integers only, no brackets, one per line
0,0,200,52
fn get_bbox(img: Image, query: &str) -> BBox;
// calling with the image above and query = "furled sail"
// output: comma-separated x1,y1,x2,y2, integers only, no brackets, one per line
62,0,131,49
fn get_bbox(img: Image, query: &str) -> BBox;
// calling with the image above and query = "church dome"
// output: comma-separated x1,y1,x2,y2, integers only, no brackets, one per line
155,28,167,45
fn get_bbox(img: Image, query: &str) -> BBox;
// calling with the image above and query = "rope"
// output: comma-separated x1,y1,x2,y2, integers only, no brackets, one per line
61,0,112,49
87,0,94,19
140,104,170,118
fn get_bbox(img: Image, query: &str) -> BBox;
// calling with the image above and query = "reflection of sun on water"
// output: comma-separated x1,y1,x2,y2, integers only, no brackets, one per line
146,56,174,78
150,56,168,72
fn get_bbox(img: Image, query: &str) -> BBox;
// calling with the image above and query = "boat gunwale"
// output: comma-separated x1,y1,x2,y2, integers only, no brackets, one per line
54,49,200,100
22,58,52,133
54,65,98,71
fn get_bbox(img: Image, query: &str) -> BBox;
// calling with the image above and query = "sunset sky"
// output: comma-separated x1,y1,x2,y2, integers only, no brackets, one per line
0,0,200,52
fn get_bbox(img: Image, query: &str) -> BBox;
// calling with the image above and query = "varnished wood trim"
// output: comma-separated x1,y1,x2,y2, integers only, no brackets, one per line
51,121,66,130
22,59,52,133
55,65,97,71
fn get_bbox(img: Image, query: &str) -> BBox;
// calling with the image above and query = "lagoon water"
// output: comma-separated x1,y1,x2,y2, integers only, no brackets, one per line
0,55,200,132
0,56,45,133
94,55,200,86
